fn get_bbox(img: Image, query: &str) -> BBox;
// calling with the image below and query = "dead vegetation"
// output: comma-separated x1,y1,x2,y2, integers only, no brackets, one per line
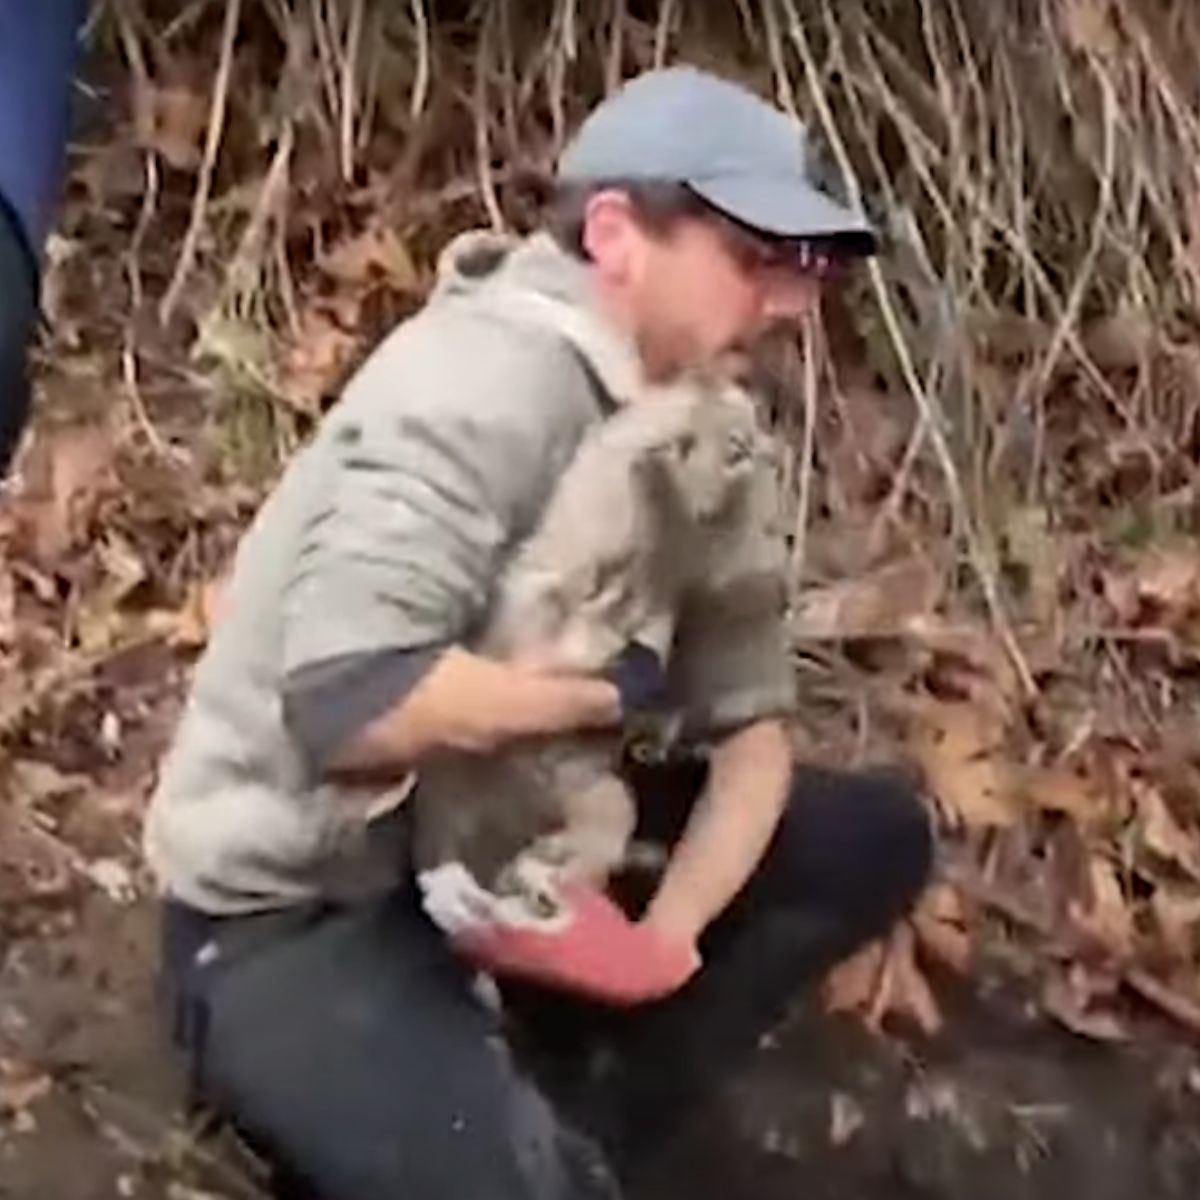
5,0,1200,1088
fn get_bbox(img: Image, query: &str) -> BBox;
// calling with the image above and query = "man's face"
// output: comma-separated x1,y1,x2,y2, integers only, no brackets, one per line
583,191,829,379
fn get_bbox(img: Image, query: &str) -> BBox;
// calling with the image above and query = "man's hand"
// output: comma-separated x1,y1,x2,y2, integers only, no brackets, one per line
451,880,700,1006
642,718,793,945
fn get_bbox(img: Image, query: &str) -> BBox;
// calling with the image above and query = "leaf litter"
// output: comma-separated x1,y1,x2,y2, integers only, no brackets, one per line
9,5,1200,1194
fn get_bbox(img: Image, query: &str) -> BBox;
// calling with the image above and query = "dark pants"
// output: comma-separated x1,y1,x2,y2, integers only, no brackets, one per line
160,759,934,1200
0,196,36,472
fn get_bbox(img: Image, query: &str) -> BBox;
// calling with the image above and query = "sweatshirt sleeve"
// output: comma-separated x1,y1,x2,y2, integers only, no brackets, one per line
279,324,593,677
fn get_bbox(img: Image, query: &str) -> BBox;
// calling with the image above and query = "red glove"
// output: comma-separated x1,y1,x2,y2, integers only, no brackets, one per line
452,881,701,1007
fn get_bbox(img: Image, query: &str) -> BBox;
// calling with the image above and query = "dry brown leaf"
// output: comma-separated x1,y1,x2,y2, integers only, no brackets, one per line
278,307,360,413
74,531,150,653
1059,0,1121,58
1082,305,1156,372
823,940,886,1017
885,925,944,1036
905,617,1024,724
0,560,15,647
1150,887,1200,965
791,557,941,642
150,574,229,649
905,699,1019,830
8,759,88,806
1135,784,1200,880
0,808,76,900
1069,855,1135,960
1103,548,1200,633
1023,758,1108,823
12,423,119,565
1042,964,1128,1042
319,222,419,292
133,83,208,170
1004,506,1061,626
824,926,943,1036
1132,552,1200,617
0,1068,52,1115
913,883,973,975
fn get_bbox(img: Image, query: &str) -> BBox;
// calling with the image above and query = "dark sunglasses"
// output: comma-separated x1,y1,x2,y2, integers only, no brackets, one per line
712,215,853,281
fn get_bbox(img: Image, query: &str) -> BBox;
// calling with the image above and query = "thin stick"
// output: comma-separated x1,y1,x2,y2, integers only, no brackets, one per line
308,0,342,136
1022,65,1117,499
653,0,677,69
126,149,158,315
120,343,174,461
113,0,150,95
410,0,431,119
122,149,177,461
780,0,1037,701
733,0,759,49
159,0,241,327
161,0,216,43
475,5,505,231
760,0,799,118
546,0,577,150
790,314,820,589
861,4,1150,445
606,0,626,94
356,1,383,153
339,0,364,181
496,0,519,156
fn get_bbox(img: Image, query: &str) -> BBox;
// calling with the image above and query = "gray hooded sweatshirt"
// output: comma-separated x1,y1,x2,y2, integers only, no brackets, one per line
142,230,795,916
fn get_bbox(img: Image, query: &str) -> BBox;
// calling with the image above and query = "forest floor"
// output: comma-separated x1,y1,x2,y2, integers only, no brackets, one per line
8,3,1200,1195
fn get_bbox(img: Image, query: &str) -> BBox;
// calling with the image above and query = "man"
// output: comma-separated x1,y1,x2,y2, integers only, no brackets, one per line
0,1,88,471
145,67,933,1199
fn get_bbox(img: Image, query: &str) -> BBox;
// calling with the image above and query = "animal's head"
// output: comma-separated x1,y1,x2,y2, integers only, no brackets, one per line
637,381,757,526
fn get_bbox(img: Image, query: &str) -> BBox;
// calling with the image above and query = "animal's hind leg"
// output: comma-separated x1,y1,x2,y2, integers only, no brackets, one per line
519,773,638,888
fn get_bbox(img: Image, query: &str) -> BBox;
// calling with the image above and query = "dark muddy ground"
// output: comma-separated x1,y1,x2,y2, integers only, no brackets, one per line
4,870,1200,1199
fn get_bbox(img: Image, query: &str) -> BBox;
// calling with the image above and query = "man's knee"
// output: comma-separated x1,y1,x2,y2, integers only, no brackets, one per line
782,763,935,931
851,769,936,917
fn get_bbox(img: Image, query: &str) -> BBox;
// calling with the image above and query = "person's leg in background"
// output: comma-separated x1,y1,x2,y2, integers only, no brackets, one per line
505,753,935,1176
0,0,89,471
0,205,37,471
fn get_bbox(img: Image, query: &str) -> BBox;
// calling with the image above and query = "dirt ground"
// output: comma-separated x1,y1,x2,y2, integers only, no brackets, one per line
5,873,1200,1199
6,10,1200,1194
2,517,1198,1200
3,198,1200,1200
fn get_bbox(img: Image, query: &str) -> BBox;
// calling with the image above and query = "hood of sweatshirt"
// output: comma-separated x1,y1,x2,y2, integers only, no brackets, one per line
429,228,646,408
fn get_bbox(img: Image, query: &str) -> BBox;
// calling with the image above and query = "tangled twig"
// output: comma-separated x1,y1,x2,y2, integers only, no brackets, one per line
159,0,241,327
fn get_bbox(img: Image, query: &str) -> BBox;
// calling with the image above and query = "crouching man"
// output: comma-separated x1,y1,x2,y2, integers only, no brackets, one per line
143,66,933,1200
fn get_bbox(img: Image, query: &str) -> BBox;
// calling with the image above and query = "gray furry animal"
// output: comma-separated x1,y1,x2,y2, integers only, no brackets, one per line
411,373,760,913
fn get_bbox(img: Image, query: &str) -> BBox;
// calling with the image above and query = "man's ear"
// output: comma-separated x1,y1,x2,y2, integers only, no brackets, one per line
582,190,640,282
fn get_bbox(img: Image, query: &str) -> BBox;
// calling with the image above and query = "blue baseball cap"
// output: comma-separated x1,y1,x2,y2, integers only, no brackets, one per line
558,66,877,257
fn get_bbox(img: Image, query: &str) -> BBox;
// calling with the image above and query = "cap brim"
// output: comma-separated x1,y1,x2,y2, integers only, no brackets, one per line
691,173,878,256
